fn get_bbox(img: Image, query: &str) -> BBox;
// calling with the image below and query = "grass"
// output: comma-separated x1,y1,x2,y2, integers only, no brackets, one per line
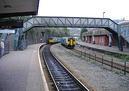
105,52,129,61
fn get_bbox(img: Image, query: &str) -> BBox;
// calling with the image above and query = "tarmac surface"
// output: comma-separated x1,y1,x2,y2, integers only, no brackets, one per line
0,44,44,91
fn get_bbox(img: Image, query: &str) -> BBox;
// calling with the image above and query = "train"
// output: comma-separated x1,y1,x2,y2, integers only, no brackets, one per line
60,37,76,49
47,37,59,44
47,37,76,49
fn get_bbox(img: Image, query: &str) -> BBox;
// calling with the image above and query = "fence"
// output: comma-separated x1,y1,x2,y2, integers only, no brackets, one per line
76,44,129,75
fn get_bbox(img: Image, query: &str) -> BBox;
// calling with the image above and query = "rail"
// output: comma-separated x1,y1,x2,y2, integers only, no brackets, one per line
42,45,89,91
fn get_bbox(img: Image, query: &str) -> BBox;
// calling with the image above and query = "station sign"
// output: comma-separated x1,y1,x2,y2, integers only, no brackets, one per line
0,20,23,29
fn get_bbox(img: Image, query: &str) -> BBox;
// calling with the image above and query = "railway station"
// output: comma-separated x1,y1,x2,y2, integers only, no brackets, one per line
0,0,129,91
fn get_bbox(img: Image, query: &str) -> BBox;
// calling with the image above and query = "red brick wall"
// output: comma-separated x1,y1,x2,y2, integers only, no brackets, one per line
94,35,109,46
85,34,129,48
95,36,99,45
86,35,109,46
87,36,92,43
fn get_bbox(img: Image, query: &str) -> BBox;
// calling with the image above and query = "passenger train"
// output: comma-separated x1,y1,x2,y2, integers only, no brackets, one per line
47,37,58,44
47,37,76,49
60,37,76,49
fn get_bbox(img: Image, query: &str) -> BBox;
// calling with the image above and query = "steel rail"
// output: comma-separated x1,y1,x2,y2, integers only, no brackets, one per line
42,45,89,91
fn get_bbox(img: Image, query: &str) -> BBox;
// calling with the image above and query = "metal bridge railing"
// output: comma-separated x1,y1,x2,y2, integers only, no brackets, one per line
120,24,129,42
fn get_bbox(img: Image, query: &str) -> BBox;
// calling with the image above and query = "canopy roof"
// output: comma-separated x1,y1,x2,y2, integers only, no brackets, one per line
0,0,39,18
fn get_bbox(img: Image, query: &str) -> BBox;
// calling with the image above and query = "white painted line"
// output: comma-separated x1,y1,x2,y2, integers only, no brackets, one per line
38,44,49,91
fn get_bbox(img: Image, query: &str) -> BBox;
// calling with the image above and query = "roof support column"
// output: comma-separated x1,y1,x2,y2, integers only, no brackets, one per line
118,35,123,51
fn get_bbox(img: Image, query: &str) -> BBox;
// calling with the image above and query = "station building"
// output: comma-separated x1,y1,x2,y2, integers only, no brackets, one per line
82,28,129,48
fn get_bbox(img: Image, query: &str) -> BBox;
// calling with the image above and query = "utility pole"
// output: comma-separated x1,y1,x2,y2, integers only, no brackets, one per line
103,12,106,18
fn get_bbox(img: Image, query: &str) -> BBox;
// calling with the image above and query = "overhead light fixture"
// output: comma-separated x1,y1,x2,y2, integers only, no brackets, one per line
2,0,12,8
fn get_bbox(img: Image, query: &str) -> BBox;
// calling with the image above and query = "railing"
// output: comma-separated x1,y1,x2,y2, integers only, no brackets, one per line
120,24,129,43
76,44,129,75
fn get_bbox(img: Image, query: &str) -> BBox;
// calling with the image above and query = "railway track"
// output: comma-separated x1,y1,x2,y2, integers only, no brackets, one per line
42,45,89,91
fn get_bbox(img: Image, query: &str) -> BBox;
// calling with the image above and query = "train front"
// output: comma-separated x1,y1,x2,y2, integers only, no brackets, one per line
67,37,76,49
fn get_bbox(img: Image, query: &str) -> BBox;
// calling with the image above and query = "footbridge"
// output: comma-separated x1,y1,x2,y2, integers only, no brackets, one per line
119,22,129,44
1,17,129,51
23,16,118,32
22,16,125,51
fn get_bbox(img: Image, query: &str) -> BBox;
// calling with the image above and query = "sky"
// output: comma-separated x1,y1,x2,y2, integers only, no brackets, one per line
38,0,129,20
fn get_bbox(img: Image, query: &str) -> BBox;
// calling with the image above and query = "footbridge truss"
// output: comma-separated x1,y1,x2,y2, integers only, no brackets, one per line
119,23,129,43
23,16,118,33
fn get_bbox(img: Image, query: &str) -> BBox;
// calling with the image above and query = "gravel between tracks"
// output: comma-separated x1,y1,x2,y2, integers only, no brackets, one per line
51,44,129,91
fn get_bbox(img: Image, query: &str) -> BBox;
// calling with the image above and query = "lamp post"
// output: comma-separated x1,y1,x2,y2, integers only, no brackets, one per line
103,12,106,18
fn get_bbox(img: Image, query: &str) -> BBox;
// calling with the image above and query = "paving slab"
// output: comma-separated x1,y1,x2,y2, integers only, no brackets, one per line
0,44,44,91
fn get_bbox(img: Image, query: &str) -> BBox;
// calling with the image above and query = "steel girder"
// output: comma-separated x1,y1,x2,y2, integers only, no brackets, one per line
120,24,129,42
23,16,118,32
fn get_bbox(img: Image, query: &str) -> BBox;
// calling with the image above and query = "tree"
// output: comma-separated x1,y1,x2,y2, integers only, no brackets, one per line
46,28,70,37
62,28,70,37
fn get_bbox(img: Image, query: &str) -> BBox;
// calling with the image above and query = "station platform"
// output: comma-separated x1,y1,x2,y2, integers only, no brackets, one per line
78,41,129,55
0,44,46,91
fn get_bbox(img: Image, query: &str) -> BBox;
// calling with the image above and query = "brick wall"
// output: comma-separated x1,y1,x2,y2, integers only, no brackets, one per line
85,35,109,46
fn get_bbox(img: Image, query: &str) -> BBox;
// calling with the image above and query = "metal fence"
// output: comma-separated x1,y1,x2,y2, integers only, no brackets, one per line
76,44,129,75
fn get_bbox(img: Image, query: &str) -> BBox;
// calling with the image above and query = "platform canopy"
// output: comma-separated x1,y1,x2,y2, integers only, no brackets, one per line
0,0,39,18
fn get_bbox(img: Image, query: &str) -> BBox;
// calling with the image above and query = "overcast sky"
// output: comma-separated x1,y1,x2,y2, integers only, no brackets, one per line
38,0,129,20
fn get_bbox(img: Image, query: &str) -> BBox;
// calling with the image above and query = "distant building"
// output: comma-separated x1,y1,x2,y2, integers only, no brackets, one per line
82,28,129,47
82,28,114,46
82,28,128,47
81,20,129,47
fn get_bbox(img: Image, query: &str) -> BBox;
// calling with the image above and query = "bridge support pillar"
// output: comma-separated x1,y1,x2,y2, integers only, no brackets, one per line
118,34,123,51
117,26,123,51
